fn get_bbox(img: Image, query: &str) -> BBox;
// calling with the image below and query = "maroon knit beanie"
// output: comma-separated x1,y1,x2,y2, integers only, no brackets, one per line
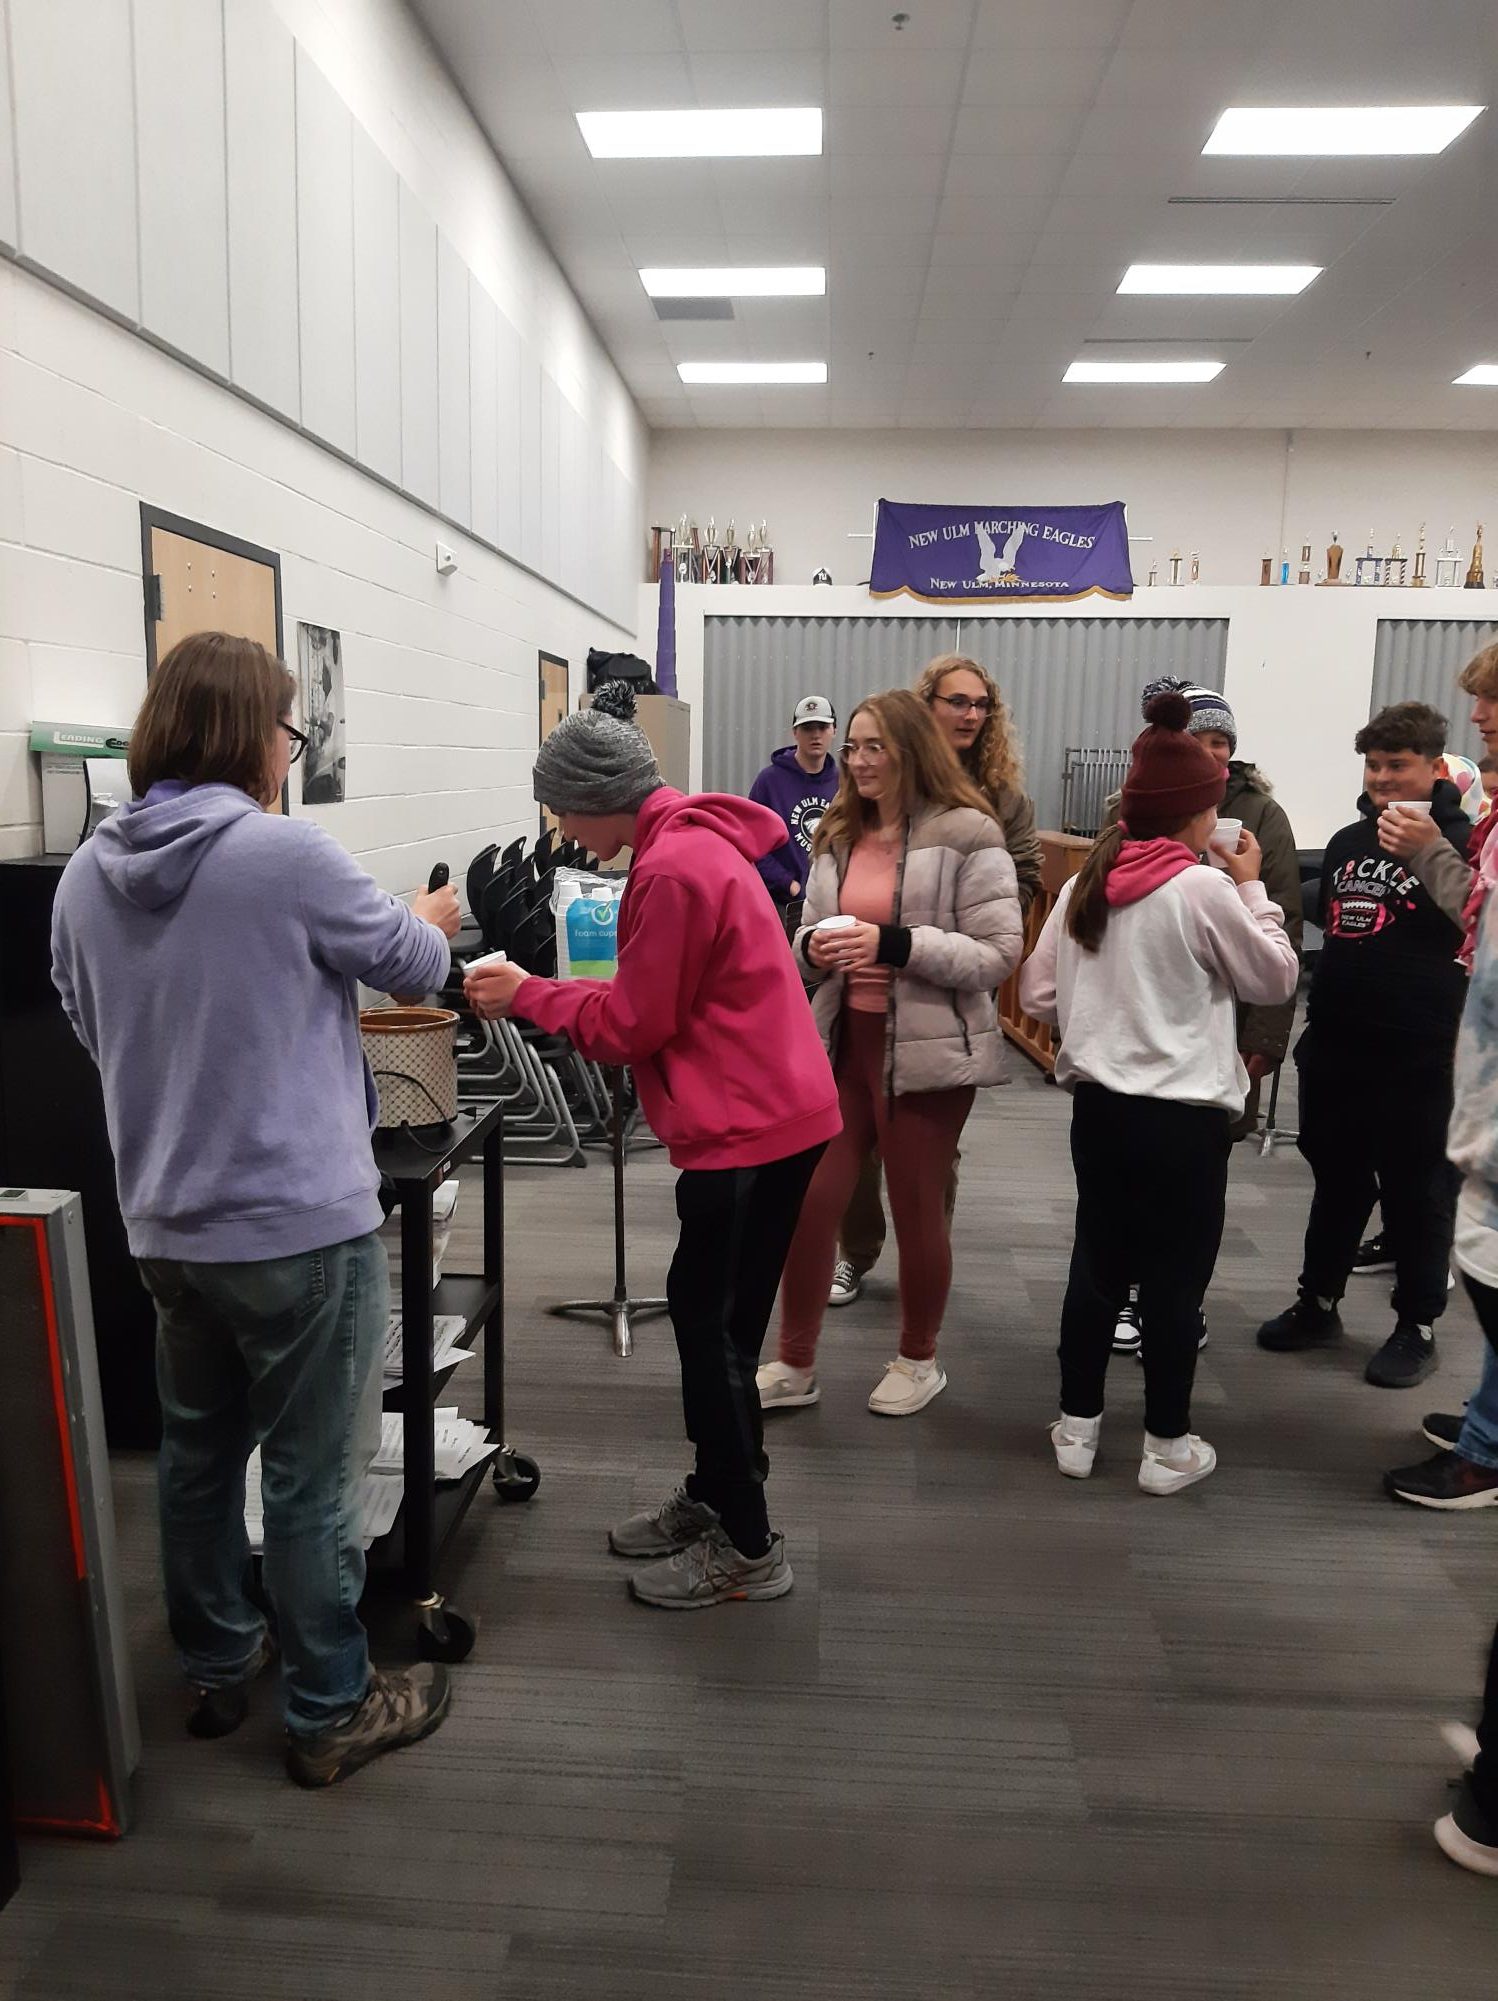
1119,689,1227,826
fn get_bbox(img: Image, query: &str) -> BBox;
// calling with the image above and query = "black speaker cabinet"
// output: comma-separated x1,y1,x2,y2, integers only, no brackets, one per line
0,857,159,1447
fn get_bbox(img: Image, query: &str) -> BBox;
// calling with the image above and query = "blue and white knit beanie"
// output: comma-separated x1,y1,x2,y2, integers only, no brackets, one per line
1140,676,1236,752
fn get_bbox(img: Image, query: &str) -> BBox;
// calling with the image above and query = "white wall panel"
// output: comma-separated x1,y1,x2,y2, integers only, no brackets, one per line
397,183,439,508
468,280,500,546
0,0,18,252
10,0,139,319
225,0,300,416
436,234,470,526
294,47,356,455
519,338,542,572
134,0,230,377
494,307,522,558
540,371,561,584
351,125,401,485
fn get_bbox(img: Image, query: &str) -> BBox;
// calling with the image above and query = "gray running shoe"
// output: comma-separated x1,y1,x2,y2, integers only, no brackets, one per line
285,1665,451,1790
608,1483,720,1559
629,1526,793,1610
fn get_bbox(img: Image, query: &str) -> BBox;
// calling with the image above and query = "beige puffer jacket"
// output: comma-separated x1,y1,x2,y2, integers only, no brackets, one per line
794,804,1023,1095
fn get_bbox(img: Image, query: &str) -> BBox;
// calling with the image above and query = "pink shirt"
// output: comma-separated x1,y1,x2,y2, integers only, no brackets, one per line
840,832,900,1013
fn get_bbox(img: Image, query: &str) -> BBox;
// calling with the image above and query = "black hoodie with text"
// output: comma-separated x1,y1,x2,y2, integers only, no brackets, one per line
1306,777,1469,1052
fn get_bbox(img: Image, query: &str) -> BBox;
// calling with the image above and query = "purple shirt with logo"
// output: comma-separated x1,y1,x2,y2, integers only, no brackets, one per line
747,745,840,902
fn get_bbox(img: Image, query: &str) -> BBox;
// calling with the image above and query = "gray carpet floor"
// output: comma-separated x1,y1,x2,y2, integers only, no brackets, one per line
5,1055,1498,1997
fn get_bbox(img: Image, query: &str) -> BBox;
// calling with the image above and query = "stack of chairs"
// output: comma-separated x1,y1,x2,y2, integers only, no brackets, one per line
446,828,615,1166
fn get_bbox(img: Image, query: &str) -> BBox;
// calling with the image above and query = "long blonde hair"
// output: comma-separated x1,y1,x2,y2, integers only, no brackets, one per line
814,688,995,855
916,653,1025,801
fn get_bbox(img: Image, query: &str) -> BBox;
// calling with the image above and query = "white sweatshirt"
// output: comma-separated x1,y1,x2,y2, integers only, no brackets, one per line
1019,868,1299,1114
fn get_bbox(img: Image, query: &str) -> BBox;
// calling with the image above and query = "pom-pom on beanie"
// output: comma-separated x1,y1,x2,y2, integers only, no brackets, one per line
532,680,663,815
1140,674,1237,752
1119,689,1228,827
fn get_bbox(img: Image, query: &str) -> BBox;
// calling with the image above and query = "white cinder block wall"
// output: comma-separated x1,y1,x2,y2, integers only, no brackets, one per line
0,0,647,894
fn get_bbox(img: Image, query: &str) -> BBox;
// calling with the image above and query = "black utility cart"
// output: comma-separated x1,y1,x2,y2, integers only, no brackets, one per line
371,1101,539,1662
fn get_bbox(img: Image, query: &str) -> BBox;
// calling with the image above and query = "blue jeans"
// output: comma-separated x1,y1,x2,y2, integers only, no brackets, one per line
139,1233,387,1737
1458,1274,1498,1470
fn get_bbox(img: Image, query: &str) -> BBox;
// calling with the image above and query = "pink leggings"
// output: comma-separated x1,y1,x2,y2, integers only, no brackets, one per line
778,1010,974,1368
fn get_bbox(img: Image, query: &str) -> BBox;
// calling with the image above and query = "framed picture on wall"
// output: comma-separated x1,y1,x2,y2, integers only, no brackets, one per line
297,623,346,805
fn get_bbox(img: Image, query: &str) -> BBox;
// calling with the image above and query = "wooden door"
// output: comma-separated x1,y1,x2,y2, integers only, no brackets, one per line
538,653,568,836
141,508,284,807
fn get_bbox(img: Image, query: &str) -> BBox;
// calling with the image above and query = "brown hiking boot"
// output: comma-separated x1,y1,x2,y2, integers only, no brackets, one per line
285,1665,452,1789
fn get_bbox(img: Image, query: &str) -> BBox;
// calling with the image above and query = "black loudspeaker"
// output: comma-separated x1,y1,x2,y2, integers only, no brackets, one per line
0,858,160,1448
0,1191,139,1836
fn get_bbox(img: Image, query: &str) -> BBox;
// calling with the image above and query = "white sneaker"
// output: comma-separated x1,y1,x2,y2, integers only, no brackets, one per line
1050,1413,1101,1479
868,1355,946,1417
756,1360,819,1410
828,1259,863,1307
1138,1433,1217,1496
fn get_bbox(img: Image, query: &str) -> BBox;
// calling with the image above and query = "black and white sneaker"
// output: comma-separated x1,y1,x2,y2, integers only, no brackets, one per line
1423,1411,1466,1452
1128,1306,1209,1363
1436,1775,1498,1878
828,1259,863,1307
1112,1292,1142,1356
1365,1321,1438,1390
1352,1231,1396,1276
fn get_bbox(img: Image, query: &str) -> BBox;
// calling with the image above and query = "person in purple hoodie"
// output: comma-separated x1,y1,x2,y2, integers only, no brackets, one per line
50,631,460,1790
748,695,840,934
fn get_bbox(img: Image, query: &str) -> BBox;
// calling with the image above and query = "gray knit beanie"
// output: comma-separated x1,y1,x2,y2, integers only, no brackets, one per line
1140,675,1236,752
532,681,663,815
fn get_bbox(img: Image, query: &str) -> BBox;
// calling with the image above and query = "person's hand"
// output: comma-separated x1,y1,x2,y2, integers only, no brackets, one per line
806,926,843,969
1241,1051,1274,1083
789,880,802,899
464,959,528,1020
1377,804,1442,859
824,918,882,971
1223,827,1262,886
413,884,460,937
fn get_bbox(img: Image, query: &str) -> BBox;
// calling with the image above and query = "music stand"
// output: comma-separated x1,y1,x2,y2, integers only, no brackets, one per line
551,1067,668,1358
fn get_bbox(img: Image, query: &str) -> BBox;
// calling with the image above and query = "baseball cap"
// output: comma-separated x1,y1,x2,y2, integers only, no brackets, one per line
793,695,835,728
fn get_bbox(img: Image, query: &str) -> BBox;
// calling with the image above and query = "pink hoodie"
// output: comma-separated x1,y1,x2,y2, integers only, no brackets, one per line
511,788,842,1171
1104,837,1201,906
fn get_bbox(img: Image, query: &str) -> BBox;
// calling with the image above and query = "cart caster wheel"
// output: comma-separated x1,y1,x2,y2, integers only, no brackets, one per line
416,1601,476,1663
492,1451,541,1503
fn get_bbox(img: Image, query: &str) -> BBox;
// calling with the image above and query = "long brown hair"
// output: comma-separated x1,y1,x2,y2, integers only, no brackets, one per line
1066,809,1207,953
129,632,296,802
814,687,995,854
916,653,1025,799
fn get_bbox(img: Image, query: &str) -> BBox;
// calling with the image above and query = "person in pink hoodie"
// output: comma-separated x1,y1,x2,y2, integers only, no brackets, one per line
1020,690,1297,1497
464,685,840,1610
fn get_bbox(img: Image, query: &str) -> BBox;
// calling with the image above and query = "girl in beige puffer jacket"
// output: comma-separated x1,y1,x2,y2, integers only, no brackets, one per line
758,689,1024,1419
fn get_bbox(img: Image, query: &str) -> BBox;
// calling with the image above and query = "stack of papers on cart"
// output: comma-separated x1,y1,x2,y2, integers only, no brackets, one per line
382,1312,472,1385
371,1408,499,1482
243,1449,403,1552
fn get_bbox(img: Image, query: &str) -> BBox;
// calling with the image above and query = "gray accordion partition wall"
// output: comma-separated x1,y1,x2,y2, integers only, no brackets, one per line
1371,619,1498,763
703,614,1230,831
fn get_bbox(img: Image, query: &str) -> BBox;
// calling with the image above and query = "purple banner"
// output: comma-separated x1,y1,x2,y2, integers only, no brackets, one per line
870,498,1133,604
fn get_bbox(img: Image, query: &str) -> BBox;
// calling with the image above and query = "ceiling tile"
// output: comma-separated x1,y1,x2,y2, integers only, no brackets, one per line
548,56,697,109
828,50,969,107
971,0,1134,49
685,52,826,102
675,0,827,54
531,0,683,57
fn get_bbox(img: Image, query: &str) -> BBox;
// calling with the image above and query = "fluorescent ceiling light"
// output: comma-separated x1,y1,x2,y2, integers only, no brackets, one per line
1119,263,1321,295
1064,360,1224,384
1203,105,1482,155
678,362,827,385
578,108,822,159
1454,364,1498,386
641,267,826,298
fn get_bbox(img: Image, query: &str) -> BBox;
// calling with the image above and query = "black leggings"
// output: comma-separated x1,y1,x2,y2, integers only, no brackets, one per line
1059,1084,1231,1439
670,1143,825,1556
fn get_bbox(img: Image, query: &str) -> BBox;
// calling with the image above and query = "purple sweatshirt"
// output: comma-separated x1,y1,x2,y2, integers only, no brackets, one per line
51,782,451,1263
747,745,840,902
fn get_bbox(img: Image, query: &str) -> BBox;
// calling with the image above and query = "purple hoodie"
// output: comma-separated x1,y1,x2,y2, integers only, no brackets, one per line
747,745,840,901
51,783,451,1263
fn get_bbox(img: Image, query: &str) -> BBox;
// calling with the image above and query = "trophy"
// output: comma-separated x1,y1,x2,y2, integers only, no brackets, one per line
1412,523,1428,588
1354,533,1383,587
1466,523,1485,590
1295,541,1311,585
1260,554,1273,586
742,520,772,587
1146,561,1158,587
1435,526,1462,587
1189,551,1200,583
648,523,675,580
723,517,739,585
703,515,730,586
674,514,699,584
1168,549,1182,586
1320,534,1345,585
1384,533,1408,588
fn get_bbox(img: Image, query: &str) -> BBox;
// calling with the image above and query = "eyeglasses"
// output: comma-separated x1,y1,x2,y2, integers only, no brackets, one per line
280,718,310,765
933,693,992,718
841,739,888,761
